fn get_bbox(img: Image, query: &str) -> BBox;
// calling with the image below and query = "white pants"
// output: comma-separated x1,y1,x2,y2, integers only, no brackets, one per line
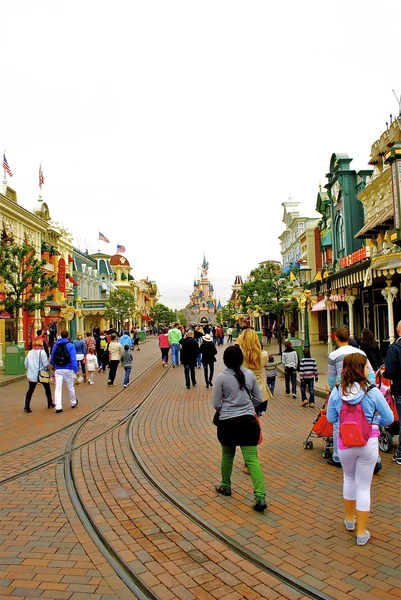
338,437,378,512
88,370,95,383
55,369,77,410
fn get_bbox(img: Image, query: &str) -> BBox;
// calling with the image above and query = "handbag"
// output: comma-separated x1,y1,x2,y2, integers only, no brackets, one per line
38,352,50,384
213,410,220,426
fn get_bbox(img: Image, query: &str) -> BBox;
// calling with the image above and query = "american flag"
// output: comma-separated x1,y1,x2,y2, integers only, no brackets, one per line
117,244,126,253
3,154,13,177
39,164,44,187
98,231,110,243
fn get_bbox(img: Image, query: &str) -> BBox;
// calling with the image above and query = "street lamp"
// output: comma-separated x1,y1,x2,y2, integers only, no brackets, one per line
298,264,312,349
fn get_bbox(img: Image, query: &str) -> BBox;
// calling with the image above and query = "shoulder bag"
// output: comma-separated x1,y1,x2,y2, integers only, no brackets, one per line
38,351,51,384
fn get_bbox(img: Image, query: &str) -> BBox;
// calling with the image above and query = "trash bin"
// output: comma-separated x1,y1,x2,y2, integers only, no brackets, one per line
4,344,25,375
232,329,239,339
137,331,146,343
287,337,303,362
256,331,263,346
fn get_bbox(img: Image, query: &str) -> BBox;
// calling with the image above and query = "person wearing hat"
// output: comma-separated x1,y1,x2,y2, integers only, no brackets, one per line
200,333,218,388
180,329,200,389
212,345,267,512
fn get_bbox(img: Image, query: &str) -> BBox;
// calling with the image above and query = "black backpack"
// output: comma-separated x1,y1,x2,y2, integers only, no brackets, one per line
53,342,71,366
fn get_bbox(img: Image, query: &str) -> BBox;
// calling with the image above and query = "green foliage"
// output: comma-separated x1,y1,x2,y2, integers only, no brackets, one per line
240,261,293,315
216,302,236,325
104,289,136,326
0,236,56,341
176,310,187,326
149,303,176,325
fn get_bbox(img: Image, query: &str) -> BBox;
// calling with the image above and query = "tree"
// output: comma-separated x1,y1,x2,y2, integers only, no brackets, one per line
239,261,295,355
104,289,136,329
176,310,187,326
149,303,176,326
0,231,56,343
216,302,236,326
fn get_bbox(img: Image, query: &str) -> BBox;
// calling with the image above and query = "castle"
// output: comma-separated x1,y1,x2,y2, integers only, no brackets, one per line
188,255,218,323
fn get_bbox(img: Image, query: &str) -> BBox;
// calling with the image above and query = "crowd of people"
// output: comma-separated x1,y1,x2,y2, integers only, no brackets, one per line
21,318,400,543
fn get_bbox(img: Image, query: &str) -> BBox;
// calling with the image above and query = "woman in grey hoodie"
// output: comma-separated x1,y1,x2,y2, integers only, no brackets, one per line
212,345,267,512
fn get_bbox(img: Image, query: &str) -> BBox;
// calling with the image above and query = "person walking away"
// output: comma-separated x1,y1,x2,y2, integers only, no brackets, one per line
327,326,377,468
237,328,272,403
158,328,170,366
215,325,224,346
226,326,233,344
200,333,217,388
24,337,54,412
96,331,108,372
213,345,267,511
383,320,401,465
86,348,98,384
265,355,279,395
180,330,199,389
266,327,272,345
299,348,319,407
108,333,123,386
84,331,96,356
281,340,299,398
50,330,78,413
359,328,383,372
132,328,140,351
212,325,217,345
194,326,203,368
327,353,393,545
73,333,87,383
289,322,296,337
121,344,133,387
168,322,182,367
119,329,133,350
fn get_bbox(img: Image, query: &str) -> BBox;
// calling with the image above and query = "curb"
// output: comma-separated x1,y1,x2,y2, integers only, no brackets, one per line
277,365,327,399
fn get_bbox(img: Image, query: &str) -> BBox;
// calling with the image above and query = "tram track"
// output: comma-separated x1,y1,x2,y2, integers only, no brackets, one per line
0,358,163,485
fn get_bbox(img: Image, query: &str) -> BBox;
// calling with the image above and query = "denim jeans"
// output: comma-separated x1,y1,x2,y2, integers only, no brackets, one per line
123,367,131,386
395,396,401,456
161,348,169,364
284,369,297,395
301,378,315,403
266,377,275,394
184,364,196,387
203,363,214,385
197,353,202,367
171,343,180,366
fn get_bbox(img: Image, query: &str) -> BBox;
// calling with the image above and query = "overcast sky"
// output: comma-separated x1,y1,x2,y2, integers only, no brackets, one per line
2,1,400,308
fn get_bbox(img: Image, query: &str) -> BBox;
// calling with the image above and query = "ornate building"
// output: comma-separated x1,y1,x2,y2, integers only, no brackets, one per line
188,255,217,323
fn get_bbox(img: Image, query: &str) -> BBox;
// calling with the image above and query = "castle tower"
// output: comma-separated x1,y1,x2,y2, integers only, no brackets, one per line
189,255,217,322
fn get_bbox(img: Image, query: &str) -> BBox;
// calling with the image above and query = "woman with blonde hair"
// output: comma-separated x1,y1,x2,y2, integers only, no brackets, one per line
237,328,272,402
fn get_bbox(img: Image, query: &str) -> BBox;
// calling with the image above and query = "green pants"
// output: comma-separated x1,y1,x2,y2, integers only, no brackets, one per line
220,445,265,501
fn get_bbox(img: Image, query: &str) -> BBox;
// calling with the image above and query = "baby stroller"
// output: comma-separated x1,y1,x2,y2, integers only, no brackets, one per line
376,368,399,453
303,394,334,458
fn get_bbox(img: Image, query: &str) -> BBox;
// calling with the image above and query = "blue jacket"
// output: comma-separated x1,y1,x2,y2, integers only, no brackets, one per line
383,338,401,396
327,384,394,428
73,339,87,355
50,338,78,372
119,334,133,349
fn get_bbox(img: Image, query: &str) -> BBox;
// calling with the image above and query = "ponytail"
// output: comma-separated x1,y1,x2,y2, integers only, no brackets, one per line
233,366,245,389
223,346,245,388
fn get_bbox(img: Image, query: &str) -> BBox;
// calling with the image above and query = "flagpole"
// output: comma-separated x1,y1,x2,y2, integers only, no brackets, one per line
3,150,7,185
98,230,100,253
39,163,42,199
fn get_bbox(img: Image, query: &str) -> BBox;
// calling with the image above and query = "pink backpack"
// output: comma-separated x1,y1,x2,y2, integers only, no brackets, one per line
339,386,375,447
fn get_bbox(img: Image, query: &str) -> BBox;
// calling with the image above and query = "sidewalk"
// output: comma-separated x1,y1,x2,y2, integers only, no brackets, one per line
263,336,329,398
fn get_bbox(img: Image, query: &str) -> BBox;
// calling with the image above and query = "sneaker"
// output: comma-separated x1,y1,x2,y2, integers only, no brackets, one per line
56,409,63,413
24,408,32,413
215,484,231,496
344,519,355,531
374,461,382,474
253,499,267,512
292,394,297,399
357,531,370,546
392,454,401,465
71,399,78,408
90,381,95,385
209,382,213,387
327,458,342,467
309,402,315,407
285,393,291,396
123,384,127,388
301,400,308,407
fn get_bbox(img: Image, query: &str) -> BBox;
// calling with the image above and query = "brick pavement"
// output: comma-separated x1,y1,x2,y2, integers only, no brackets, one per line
0,338,400,599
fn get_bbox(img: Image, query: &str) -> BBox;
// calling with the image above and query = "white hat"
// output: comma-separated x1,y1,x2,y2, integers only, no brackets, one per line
202,334,212,341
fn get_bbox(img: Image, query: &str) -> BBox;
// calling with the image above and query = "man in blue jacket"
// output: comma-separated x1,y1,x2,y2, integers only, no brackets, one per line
50,330,78,413
383,320,401,465
119,330,133,350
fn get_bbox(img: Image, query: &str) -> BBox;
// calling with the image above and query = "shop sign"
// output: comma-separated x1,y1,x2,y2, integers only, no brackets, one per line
340,246,369,268
58,258,66,292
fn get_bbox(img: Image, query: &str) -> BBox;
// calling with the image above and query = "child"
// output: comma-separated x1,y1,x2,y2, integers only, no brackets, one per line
299,348,318,407
265,355,279,395
86,348,99,384
121,344,133,388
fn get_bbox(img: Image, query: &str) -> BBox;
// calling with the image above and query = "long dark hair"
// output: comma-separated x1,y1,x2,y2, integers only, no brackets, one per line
223,346,245,389
360,328,378,348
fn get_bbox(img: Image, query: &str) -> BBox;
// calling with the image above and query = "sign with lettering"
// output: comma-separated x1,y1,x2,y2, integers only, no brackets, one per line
340,246,369,269
58,258,66,292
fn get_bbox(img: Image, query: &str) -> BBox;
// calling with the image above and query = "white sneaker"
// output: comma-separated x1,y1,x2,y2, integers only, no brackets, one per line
90,381,95,385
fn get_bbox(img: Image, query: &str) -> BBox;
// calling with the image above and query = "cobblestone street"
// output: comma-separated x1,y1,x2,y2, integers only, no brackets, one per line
0,339,399,600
